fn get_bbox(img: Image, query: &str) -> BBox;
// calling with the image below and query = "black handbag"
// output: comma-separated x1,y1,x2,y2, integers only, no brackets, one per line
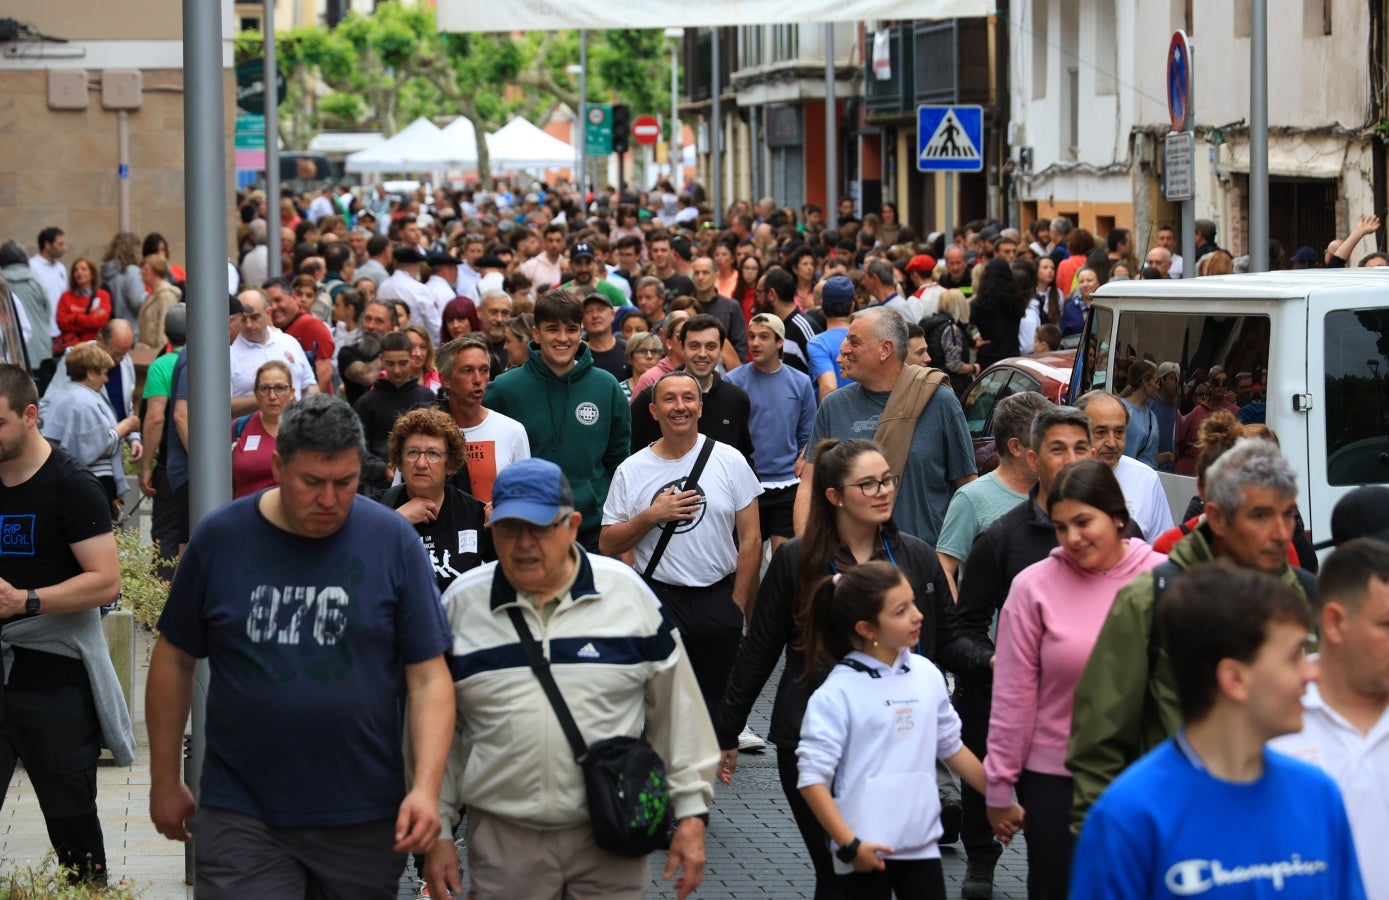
507,606,674,857
642,436,717,581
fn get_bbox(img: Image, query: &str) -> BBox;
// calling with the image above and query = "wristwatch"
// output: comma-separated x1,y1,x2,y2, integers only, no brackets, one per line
835,837,861,864
25,588,40,615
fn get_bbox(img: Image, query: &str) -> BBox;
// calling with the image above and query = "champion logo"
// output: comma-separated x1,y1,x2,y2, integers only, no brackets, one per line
576,642,600,659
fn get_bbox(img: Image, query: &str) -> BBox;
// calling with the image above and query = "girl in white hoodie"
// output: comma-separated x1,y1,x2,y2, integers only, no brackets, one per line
797,561,1023,899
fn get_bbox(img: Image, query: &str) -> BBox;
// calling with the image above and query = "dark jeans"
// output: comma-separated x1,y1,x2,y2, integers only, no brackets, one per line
777,747,847,900
645,576,742,723
1017,771,1075,900
837,858,946,900
952,676,1002,866
149,467,180,579
0,678,107,883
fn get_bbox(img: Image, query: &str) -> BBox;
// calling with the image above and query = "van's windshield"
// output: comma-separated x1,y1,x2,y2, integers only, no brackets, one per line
1325,307,1389,485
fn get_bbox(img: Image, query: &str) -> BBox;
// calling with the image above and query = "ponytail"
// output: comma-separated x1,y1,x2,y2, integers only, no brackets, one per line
798,560,905,683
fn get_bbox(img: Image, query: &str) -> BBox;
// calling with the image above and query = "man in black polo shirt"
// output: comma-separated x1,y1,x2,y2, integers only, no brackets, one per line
581,292,626,380
628,314,754,465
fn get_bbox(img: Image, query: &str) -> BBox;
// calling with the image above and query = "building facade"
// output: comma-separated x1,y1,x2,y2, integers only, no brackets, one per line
1009,0,1383,259
1,0,237,265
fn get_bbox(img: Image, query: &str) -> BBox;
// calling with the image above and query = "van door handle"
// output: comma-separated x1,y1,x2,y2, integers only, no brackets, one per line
1292,393,1313,412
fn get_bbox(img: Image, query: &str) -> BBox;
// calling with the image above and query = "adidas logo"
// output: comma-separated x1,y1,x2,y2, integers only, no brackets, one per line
576,642,600,659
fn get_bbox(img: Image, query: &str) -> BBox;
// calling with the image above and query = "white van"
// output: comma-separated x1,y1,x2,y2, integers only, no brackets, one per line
1068,270,1389,546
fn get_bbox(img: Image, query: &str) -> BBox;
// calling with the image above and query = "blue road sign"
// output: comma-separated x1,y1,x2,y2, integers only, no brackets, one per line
917,105,984,173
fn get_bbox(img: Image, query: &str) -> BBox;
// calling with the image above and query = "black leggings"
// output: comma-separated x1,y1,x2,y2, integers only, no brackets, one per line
837,858,946,900
953,677,1002,866
1017,770,1074,899
777,748,847,900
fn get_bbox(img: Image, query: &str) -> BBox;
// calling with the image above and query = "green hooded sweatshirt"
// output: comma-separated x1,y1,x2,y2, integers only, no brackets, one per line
484,341,631,535
1065,521,1311,836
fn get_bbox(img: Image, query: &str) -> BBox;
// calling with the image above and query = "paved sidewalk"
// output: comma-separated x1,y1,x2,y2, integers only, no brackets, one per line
0,624,193,899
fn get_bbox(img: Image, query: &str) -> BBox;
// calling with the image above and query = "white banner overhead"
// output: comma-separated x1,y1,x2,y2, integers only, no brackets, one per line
436,0,992,33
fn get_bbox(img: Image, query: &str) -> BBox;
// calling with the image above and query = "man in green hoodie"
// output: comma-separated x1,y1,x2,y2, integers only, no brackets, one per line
1066,437,1315,836
484,289,631,551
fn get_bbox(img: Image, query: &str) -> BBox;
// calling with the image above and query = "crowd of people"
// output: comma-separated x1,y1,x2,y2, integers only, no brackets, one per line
0,181,1385,900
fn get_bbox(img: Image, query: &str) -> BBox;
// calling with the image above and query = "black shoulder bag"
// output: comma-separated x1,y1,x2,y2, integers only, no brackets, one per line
507,606,674,857
642,437,717,581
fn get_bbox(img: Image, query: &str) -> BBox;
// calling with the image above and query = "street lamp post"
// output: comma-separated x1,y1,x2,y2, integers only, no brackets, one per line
664,27,684,187
566,61,585,196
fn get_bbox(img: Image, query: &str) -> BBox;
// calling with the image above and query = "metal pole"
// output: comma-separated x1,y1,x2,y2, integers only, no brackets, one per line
1183,57,1197,278
182,0,233,882
670,42,680,184
711,28,722,223
264,0,281,279
578,30,588,196
117,111,130,232
1249,0,1268,271
945,173,954,246
825,24,838,226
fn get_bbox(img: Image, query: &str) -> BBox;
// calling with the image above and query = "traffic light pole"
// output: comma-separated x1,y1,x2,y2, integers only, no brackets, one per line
618,149,625,198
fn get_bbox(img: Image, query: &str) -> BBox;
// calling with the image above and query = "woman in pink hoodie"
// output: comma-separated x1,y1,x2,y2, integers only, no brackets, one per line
983,459,1164,899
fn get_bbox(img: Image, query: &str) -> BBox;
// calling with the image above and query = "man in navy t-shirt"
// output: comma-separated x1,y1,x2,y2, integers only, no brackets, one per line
145,394,455,897
1071,563,1366,899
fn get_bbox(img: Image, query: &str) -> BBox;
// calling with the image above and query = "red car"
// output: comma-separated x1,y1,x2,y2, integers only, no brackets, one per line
961,350,1076,475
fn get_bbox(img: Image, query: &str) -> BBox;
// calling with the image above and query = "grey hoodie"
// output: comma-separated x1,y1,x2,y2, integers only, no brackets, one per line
1,263,51,365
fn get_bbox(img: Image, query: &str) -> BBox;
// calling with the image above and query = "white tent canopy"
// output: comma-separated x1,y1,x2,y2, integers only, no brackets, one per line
487,117,575,171
345,117,473,174
438,0,990,32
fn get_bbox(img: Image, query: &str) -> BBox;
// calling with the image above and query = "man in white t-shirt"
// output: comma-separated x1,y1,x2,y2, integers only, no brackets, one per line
600,371,761,726
379,246,444,340
437,335,529,503
1268,530,1389,900
1078,390,1173,542
29,226,68,341
229,287,318,416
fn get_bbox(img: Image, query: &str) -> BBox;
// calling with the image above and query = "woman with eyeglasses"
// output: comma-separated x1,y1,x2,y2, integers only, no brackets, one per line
621,330,664,401
715,438,962,899
384,407,492,594
231,360,294,499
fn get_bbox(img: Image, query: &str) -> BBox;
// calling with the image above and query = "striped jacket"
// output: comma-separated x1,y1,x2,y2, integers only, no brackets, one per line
436,549,718,834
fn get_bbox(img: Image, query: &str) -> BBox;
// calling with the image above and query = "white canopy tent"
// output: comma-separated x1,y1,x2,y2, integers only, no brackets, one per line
345,117,473,174
437,0,989,31
487,117,575,171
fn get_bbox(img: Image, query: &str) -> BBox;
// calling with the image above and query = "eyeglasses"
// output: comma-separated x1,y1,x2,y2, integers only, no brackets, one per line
1210,378,1228,386
492,517,568,540
403,448,446,464
841,474,901,497
634,349,662,357
256,384,291,395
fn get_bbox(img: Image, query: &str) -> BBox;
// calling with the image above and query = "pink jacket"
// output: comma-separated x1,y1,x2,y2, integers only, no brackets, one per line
983,538,1165,806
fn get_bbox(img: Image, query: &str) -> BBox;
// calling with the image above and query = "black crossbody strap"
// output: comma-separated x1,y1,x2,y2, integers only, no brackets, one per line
642,437,718,580
507,606,589,764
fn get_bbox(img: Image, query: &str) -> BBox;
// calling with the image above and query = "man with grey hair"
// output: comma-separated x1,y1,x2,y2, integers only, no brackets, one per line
1075,390,1173,542
1067,436,1315,835
147,394,456,896
1049,216,1074,265
795,306,976,545
1143,245,1173,278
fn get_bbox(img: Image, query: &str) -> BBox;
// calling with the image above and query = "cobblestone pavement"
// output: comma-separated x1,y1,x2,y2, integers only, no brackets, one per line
402,662,1031,899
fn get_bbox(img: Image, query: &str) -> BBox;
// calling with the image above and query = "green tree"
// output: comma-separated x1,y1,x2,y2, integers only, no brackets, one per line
236,4,679,184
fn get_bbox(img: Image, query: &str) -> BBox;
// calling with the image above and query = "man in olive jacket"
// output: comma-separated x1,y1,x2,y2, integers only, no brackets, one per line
1066,438,1315,835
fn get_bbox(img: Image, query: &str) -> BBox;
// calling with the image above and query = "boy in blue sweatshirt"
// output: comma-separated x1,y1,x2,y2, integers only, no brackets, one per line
1071,562,1365,899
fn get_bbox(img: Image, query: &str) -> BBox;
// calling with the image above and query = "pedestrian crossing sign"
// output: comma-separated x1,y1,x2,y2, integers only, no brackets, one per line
916,105,984,173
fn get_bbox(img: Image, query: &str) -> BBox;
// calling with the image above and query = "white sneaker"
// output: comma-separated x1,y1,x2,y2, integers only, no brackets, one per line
738,726,767,752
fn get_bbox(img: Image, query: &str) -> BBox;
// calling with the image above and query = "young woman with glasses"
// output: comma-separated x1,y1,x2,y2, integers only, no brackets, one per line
231,361,294,499
715,438,965,899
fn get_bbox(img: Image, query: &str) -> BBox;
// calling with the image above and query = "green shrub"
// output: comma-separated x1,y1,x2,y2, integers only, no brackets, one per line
0,855,144,898
115,527,169,632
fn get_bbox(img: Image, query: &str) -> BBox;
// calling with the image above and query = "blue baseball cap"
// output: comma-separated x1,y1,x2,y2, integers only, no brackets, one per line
491,459,574,525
